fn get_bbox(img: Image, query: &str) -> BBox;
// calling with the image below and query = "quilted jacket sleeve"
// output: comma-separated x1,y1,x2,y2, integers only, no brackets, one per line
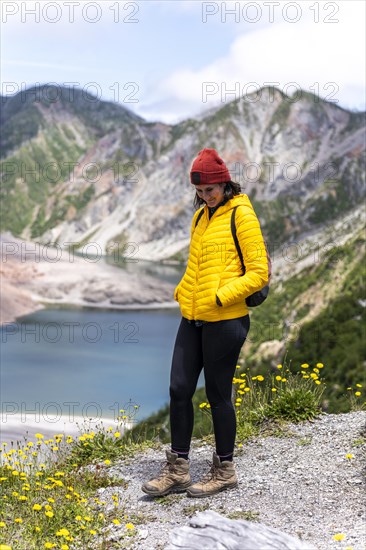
174,208,203,302
216,204,269,308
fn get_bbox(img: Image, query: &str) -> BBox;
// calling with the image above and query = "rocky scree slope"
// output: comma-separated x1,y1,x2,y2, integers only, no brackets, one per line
84,411,366,550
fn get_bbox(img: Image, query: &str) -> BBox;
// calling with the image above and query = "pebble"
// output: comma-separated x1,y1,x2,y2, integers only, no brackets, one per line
87,411,366,550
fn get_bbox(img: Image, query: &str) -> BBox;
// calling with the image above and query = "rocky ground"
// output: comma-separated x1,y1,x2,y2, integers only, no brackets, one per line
0,232,177,326
90,411,365,550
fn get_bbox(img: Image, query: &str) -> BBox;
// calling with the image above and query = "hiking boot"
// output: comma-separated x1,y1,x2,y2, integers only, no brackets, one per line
141,449,191,497
186,452,238,498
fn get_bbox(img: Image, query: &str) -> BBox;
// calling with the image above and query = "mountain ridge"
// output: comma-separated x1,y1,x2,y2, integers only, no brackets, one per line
1,84,364,259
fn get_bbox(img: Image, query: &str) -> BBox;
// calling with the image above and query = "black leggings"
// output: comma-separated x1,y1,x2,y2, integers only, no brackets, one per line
169,315,250,456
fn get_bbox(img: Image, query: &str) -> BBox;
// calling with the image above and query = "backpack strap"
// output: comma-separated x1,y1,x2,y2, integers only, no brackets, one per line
231,206,246,274
231,205,272,282
194,207,205,229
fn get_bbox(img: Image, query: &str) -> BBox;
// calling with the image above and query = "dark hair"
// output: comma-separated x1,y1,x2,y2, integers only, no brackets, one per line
193,180,242,209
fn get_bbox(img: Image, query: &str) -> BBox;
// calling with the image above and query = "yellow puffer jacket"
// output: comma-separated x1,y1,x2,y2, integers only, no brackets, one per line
174,194,270,322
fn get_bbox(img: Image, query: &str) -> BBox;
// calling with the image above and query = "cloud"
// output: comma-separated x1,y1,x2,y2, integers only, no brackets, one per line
142,1,366,123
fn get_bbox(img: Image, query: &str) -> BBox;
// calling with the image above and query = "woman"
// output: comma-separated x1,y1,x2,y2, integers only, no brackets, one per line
142,148,270,498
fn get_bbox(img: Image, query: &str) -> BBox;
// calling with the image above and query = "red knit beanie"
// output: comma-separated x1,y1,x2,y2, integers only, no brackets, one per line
190,148,231,185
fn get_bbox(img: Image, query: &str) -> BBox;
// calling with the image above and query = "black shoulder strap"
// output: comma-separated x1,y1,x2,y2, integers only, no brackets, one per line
194,207,205,228
231,206,246,275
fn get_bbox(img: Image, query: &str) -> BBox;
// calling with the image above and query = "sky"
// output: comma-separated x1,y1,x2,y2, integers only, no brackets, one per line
1,0,365,124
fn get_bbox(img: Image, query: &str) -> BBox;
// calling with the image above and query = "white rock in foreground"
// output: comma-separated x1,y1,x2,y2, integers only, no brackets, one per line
166,510,316,550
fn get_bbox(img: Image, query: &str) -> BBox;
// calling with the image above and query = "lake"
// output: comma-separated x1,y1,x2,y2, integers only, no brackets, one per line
0,259,207,443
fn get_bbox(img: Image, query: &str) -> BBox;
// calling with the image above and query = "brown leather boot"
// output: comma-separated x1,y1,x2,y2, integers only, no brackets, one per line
186,452,238,498
141,450,191,497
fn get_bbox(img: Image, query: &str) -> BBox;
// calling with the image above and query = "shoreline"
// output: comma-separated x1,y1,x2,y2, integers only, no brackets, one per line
1,298,180,328
1,232,181,327
0,414,133,447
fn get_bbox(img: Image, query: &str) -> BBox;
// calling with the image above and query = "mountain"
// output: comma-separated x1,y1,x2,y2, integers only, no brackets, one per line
1,84,365,410
1,85,364,261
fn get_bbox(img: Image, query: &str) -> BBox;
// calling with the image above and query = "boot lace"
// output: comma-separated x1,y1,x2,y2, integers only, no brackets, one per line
200,460,218,484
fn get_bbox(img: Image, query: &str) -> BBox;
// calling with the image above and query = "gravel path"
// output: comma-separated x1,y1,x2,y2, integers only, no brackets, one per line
95,411,365,549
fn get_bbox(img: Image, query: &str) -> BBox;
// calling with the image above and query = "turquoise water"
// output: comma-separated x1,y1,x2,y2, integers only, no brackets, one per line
0,256,209,442
1,306,208,428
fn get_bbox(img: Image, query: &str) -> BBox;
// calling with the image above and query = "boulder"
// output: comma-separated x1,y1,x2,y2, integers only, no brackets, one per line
166,510,316,550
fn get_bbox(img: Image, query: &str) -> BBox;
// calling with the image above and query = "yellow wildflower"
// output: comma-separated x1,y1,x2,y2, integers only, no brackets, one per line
301,363,309,368
112,519,121,525
355,392,361,397
56,528,70,537
332,533,345,541
125,523,135,529
345,454,354,459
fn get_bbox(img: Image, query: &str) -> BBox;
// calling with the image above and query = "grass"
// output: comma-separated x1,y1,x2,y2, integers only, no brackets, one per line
225,510,260,522
182,504,210,517
0,359,364,549
296,437,313,446
0,412,156,550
